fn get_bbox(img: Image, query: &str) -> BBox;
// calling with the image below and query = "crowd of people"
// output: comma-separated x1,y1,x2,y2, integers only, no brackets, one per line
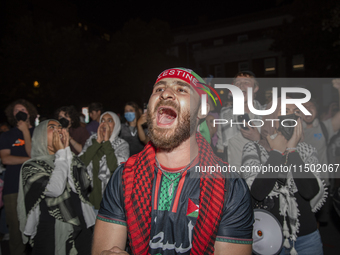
0,68,339,254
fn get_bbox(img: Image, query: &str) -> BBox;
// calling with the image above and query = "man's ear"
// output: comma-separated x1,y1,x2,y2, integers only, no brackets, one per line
253,84,259,94
198,101,210,120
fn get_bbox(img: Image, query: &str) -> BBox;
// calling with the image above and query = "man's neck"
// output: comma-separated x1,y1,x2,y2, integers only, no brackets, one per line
305,122,313,129
156,134,198,168
304,118,316,129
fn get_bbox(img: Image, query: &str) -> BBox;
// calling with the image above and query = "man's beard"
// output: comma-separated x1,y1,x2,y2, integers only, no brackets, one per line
147,101,198,151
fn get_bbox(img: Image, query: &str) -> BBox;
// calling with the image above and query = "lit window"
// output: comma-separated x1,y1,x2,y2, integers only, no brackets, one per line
84,25,88,31
264,58,276,74
292,55,304,70
33,81,39,88
78,22,82,27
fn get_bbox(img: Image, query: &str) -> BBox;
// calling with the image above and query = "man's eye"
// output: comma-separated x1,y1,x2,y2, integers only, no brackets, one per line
178,88,186,93
155,88,164,92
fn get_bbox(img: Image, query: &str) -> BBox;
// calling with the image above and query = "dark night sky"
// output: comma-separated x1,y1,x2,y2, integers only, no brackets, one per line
69,0,279,31
0,0,290,122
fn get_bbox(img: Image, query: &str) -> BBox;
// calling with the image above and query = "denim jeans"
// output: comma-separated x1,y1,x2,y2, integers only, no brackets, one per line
279,230,323,255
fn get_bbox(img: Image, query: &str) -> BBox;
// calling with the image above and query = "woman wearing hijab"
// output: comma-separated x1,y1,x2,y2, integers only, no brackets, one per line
79,111,129,211
17,120,95,255
241,99,326,255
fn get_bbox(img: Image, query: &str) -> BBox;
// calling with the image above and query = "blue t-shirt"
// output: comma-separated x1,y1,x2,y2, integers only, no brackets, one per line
0,127,34,195
98,162,254,254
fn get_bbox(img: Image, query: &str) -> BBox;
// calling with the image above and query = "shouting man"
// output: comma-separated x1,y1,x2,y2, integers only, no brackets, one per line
92,68,254,255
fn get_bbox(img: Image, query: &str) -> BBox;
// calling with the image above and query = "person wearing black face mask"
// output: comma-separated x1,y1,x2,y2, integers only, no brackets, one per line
0,99,37,255
241,99,326,255
55,106,90,155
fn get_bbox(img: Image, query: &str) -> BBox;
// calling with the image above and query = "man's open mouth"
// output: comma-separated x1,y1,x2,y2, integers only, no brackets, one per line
157,106,177,127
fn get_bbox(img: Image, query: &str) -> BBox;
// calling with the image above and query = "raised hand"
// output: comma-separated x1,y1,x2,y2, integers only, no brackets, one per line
17,120,29,132
137,113,147,126
97,122,105,144
287,118,302,150
266,133,287,153
240,123,261,142
103,122,111,142
61,129,70,148
332,78,340,90
52,129,64,152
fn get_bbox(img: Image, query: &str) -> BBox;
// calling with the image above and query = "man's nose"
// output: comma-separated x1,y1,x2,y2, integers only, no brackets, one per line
160,87,175,100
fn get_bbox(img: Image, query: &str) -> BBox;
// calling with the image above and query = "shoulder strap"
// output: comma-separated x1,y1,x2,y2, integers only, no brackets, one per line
253,142,262,163
319,120,329,144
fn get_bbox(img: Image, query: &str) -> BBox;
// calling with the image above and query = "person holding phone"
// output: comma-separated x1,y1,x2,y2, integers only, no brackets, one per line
242,99,326,255
216,71,265,172
0,99,37,255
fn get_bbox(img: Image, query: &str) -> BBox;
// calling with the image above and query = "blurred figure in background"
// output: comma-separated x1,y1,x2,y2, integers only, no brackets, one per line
320,102,338,121
137,104,150,146
216,71,265,170
206,112,219,154
242,100,326,255
86,102,103,135
0,122,10,134
79,113,87,128
302,80,340,224
120,102,148,156
0,122,10,241
18,120,95,254
55,105,90,155
0,99,37,255
79,111,129,213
